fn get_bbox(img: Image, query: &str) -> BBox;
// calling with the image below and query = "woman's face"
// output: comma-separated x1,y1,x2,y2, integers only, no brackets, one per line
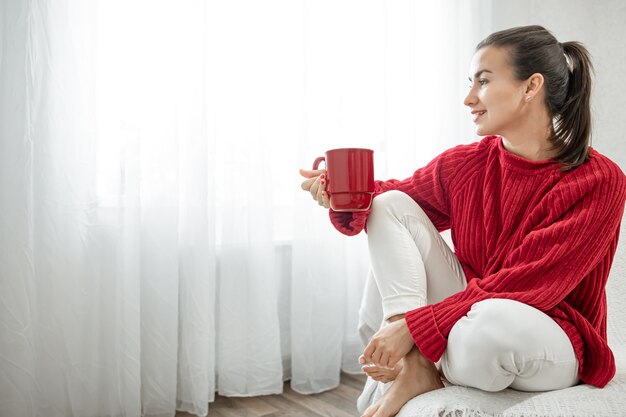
464,46,528,136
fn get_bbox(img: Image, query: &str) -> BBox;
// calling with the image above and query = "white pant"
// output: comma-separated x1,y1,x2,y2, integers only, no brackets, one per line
357,191,579,411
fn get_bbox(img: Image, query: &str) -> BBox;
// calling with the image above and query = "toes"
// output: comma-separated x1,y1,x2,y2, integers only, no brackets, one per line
363,365,398,383
362,364,381,376
367,371,392,383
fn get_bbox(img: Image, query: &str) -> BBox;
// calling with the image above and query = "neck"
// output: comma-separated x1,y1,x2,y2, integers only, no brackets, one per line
500,104,556,161
501,135,556,161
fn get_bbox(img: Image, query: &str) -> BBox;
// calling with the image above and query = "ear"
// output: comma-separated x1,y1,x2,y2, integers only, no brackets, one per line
524,73,545,100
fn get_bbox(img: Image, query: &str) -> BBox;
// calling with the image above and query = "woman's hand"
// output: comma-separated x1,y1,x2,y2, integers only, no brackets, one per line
299,168,331,209
361,318,415,369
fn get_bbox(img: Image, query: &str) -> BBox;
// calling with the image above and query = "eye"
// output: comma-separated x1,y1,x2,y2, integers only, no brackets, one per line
468,79,489,88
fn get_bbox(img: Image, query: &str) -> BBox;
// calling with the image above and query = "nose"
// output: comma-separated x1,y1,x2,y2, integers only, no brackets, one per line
464,87,478,107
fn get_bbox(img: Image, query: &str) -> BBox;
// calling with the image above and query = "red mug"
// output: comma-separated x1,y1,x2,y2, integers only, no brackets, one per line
312,148,375,212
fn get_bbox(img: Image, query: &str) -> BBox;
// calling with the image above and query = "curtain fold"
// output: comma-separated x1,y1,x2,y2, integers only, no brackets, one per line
0,1,488,416
1,1,41,414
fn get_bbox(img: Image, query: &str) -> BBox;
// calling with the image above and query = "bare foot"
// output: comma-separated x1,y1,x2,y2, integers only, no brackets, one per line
361,348,444,417
360,354,403,383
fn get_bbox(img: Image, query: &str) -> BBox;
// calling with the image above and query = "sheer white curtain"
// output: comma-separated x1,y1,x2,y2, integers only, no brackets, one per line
0,1,489,416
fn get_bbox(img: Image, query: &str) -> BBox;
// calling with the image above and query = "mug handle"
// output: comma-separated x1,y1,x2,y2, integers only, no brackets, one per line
313,156,325,170
312,156,330,193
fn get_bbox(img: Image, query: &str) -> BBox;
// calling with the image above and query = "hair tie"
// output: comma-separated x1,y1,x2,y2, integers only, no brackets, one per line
561,42,574,73
565,54,573,72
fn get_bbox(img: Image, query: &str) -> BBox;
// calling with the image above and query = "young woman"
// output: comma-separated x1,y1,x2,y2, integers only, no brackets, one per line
300,25,626,417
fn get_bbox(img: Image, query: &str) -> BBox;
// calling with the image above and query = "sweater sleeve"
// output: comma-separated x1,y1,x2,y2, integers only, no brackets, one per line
329,146,460,236
405,164,626,364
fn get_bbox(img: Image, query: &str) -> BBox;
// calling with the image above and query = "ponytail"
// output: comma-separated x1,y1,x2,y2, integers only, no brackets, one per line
552,41,594,170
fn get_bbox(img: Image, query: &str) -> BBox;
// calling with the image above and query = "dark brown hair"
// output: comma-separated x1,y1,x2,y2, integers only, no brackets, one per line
477,25,594,171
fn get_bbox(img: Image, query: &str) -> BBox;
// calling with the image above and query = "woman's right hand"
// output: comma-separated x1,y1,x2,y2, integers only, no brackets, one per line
299,168,331,209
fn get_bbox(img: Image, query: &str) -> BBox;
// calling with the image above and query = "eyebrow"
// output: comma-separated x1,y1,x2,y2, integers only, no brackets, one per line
468,69,493,82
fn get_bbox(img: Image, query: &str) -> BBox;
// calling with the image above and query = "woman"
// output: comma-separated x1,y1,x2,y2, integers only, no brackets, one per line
300,25,626,417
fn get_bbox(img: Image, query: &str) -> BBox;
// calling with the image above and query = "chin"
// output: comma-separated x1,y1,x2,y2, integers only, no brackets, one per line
475,126,489,136
476,124,498,137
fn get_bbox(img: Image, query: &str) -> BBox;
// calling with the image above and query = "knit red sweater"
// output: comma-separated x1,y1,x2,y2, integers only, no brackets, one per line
329,135,626,388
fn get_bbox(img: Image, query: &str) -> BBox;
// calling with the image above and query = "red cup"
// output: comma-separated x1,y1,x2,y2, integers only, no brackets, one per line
312,148,375,212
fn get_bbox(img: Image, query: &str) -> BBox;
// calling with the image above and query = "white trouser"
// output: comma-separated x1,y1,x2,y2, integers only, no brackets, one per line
357,191,579,412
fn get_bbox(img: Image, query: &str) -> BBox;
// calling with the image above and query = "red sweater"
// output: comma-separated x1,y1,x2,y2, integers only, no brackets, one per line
329,135,626,388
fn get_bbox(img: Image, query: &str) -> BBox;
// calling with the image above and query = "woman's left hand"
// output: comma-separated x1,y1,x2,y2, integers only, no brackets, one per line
361,318,415,369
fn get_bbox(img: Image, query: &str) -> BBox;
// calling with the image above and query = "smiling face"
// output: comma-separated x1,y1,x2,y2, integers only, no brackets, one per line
464,46,529,136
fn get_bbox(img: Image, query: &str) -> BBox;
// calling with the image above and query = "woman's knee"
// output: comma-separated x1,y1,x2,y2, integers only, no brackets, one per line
448,299,531,345
441,299,577,392
441,301,514,390
370,190,415,214
367,191,426,230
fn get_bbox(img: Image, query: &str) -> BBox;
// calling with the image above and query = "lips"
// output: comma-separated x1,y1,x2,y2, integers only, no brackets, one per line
472,110,486,123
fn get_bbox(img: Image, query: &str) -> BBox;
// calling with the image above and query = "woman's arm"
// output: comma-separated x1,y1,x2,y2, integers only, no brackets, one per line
329,146,463,236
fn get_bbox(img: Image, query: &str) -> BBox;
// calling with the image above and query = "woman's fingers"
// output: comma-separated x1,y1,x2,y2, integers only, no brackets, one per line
300,169,326,192
300,176,316,191
299,168,326,191
363,341,382,366
315,175,327,204
309,175,328,205
299,168,326,178
370,348,382,367
309,175,321,198
379,351,391,369
321,190,330,209
298,168,329,208
363,342,375,364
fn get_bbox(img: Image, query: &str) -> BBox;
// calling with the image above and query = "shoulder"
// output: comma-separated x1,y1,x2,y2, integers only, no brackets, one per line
568,149,626,192
588,148,626,182
417,136,496,190
434,136,495,169
555,148,626,210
